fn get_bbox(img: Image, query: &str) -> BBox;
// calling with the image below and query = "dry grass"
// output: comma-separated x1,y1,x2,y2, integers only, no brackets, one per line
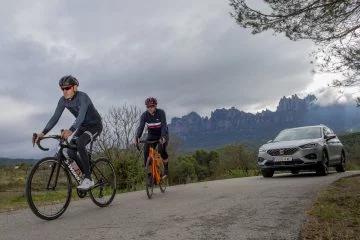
300,175,360,240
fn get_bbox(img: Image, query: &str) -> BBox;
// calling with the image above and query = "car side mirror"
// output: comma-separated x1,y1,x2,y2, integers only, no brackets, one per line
325,134,336,141
267,140,273,143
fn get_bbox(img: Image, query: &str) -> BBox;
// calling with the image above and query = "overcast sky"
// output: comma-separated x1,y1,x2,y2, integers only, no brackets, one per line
0,0,355,158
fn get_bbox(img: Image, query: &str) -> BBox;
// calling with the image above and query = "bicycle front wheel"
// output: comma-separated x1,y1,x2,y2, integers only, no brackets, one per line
89,158,117,207
145,159,154,199
146,174,154,199
25,157,72,220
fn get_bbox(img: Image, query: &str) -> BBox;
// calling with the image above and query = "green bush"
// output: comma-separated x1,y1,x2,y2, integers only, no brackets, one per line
170,155,196,184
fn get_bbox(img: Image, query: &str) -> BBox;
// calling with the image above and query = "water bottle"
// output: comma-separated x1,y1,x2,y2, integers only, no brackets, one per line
71,160,82,176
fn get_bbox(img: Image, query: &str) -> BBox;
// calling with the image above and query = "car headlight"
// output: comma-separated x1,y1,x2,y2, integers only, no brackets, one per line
259,148,266,153
299,143,319,149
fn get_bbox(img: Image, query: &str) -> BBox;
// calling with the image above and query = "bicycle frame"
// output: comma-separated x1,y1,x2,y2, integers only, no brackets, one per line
46,144,83,188
36,134,96,187
60,153,83,184
147,145,163,185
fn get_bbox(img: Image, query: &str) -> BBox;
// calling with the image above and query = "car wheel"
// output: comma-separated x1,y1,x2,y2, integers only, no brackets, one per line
316,150,329,176
335,152,346,173
261,169,274,178
291,170,299,175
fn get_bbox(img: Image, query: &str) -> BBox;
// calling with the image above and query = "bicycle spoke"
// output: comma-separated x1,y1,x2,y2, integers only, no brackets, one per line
92,165,111,185
26,158,71,220
89,158,116,207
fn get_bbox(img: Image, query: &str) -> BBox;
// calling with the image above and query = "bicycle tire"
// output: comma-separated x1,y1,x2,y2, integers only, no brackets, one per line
145,158,154,199
146,174,154,199
159,177,168,193
158,161,167,193
25,157,72,220
89,158,117,207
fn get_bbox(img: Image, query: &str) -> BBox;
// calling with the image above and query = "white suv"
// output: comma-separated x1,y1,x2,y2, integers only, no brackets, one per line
257,125,346,178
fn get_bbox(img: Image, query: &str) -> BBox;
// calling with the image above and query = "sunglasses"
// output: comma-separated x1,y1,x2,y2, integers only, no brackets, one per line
61,86,73,91
147,105,156,109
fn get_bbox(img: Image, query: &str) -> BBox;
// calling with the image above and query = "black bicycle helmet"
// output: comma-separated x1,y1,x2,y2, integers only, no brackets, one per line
59,75,79,87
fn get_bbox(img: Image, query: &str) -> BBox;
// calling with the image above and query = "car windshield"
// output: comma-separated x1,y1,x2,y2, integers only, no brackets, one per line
274,127,322,142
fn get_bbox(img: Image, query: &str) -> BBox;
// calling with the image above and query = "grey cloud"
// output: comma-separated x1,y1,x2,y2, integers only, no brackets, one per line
0,0,320,157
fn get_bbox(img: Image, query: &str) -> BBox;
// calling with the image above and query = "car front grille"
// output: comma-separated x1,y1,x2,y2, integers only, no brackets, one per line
267,148,299,156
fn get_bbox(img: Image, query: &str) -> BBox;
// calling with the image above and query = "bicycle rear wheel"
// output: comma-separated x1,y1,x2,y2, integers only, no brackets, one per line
89,158,117,207
158,161,168,193
25,157,72,220
159,177,168,193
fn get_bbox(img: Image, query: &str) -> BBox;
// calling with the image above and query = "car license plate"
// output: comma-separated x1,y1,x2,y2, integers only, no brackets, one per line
274,157,293,162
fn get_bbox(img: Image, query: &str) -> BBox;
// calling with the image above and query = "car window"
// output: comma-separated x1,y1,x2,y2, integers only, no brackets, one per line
324,127,333,136
323,128,329,136
274,127,322,141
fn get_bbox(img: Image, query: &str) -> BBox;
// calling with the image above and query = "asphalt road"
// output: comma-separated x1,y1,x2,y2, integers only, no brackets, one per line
1,171,359,240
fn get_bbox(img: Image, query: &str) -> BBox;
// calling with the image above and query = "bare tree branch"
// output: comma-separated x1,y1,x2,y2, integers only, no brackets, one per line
94,104,141,156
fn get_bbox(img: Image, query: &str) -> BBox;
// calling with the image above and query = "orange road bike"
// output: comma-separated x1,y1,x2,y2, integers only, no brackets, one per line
137,140,168,199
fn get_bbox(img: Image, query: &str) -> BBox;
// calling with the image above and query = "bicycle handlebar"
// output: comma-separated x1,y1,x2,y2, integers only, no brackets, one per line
33,130,77,152
139,140,160,144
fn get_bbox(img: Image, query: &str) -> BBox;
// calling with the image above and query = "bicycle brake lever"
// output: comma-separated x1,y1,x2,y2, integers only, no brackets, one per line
32,133,49,151
32,133,37,147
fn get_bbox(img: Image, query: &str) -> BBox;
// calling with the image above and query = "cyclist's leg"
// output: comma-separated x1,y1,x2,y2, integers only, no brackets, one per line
158,142,169,175
77,124,102,181
143,142,150,167
67,129,84,171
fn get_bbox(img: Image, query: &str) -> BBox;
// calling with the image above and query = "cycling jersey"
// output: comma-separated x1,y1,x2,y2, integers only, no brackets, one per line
136,108,168,139
42,91,102,134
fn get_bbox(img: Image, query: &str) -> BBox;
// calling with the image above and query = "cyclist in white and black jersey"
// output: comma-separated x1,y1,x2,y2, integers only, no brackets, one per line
136,97,169,177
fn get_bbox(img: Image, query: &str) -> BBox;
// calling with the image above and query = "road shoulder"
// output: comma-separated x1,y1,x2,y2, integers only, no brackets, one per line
300,174,360,240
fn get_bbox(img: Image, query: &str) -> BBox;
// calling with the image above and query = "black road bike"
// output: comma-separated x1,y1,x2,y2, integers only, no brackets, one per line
26,133,116,220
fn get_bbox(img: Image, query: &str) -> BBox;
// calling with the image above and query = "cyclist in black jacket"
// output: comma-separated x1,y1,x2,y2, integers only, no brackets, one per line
136,97,169,177
33,75,102,190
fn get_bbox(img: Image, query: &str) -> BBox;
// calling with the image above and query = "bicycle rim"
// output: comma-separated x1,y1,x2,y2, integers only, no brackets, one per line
145,171,154,199
25,157,71,220
89,158,117,207
157,160,167,193
159,177,168,193
146,181,154,199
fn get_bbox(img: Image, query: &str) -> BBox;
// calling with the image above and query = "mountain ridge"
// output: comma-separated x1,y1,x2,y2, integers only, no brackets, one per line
0,157,37,166
169,94,360,150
